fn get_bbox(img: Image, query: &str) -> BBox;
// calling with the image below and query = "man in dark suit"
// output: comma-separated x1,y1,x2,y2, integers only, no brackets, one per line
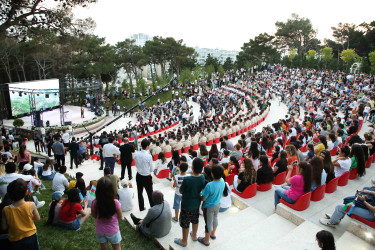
68,137,79,169
119,137,135,180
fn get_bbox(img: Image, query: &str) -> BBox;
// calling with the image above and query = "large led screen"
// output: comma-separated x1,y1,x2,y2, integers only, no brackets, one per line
9,79,60,116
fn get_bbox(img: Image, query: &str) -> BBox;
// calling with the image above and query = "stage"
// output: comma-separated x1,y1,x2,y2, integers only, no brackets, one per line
3,106,97,130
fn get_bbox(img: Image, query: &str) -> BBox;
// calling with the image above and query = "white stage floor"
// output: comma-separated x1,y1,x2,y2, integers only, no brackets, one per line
3,106,96,129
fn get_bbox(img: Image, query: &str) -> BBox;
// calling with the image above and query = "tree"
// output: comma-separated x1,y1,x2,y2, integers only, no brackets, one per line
205,54,220,71
340,49,361,71
369,51,375,72
237,32,280,68
320,47,334,69
179,68,192,84
288,48,297,66
0,0,96,38
275,14,318,59
217,65,224,77
205,64,215,80
13,118,24,135
305,50,317,61
223,57,233,71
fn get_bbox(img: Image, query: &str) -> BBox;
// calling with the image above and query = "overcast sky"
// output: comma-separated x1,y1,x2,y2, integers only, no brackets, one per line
73,0,375,51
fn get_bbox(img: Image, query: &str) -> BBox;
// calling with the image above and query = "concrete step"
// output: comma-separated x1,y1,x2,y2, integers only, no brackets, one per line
336,232,374,250
214,214,296,250
270,221,321,250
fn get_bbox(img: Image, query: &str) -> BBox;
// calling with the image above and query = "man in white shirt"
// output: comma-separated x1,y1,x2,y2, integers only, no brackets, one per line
0,162,35,198
102,137,120,174
52,165,69,192
134,139,154,211
118,179,134,212
61,130,70,147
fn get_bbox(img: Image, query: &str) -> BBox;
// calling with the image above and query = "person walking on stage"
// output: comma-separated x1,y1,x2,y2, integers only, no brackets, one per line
102,137,120,175
81,106,85,118
68,137,79,169
119,137,135,180
134,139,154,211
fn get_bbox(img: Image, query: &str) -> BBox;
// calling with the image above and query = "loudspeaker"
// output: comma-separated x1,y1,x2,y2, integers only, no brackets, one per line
64,121,72,125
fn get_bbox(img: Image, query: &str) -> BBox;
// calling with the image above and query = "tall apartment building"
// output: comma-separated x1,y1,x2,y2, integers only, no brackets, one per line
194,47,239,65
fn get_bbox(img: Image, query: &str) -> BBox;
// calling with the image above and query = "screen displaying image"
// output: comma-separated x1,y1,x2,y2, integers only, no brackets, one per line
9,79,60,116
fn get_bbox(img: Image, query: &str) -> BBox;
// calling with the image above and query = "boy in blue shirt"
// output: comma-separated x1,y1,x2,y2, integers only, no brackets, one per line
198,165,225,246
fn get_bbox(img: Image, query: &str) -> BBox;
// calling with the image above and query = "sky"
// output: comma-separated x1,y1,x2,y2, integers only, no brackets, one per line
73,0,375,51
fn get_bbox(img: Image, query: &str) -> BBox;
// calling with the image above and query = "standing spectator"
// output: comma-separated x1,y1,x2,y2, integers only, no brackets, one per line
78,141,86,164
52,137,65,168
119,138,135,180
16,144,31,172
98,132,109,170
61,130,70,147
197,165,225,247
102,137,120,175
1,179,40,249
91,177,123,250
118,179,134,212
172,163,188,222
68,137,79,169
174,158,205,247
134,139,154,211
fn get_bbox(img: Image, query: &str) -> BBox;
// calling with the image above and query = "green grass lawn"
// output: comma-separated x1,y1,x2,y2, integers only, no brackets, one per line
35,180,156,250
104,88,188,111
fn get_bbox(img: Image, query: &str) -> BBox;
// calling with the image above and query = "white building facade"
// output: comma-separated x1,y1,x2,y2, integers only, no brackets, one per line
194,47,239,65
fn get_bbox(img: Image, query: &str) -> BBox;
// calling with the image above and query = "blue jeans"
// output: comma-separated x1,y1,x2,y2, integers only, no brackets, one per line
274,186,295,207
105,157,116,174
219,207,229,212
41,172,56,180
330,204,375,224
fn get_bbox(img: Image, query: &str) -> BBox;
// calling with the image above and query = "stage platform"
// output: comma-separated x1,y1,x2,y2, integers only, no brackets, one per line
3,106,97,130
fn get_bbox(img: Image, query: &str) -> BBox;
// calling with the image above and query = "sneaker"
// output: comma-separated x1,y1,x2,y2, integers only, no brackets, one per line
172,217,178,222
325,214,332,219
35,191,40,194
372,178,375,185
319,218,336,228
36,201,45,209
40,186,46,191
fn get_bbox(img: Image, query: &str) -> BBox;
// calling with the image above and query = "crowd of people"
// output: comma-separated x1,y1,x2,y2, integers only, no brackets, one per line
2,64,375,249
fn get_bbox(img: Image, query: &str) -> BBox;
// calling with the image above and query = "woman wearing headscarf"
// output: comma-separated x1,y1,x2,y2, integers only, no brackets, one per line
130,191,172,238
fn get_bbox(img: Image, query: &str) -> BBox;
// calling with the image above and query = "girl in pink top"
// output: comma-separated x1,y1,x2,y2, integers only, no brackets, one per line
274,161,312,207
17,144,31,172
91,176,122,250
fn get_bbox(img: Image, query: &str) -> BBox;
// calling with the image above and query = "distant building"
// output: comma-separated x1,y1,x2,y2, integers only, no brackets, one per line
194,47,239,65
130,33,152,47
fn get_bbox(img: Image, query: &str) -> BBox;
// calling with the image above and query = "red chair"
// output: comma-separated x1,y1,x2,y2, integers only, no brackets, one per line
129,137,134,141
329,147,338,157
232,183,257,199
257,182,272,192
240,129,244,134
371,154,375,164
192,144,199,151
214,138,220,144
299,144,307,153
232,132,236,138
227,134,231,139
145,133,149,137
365,159,371,168
201,142,207,146
150,131,154,135
311,184,326,201
349,168,358,179
338,171,350,186
165,151,172,158
153,154,159,161
280,192,312,211
285,138,291,145
118,139,123,144
350,214,375,228
325,177,339,193
272,171,286,185
178,149,182,155
207,140,213,146
226,174,235,186
154,169,170,179
131,159,135,166
183,147,190,153
266,147,274,156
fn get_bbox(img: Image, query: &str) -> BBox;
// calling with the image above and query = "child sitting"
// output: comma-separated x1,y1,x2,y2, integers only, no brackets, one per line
118,179,134,212
1,179,40,249
172,163,188,222
305,144,315,162
222,163,229,177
